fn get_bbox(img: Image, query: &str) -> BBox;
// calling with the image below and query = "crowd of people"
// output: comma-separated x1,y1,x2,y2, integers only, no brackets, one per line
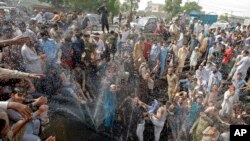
0,2,250,141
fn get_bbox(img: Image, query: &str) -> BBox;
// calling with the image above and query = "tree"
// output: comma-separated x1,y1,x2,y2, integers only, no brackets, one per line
182,2,202,13
120,2,129,13
219,14,228,21
120,0,140,22
108,0,121,23
39,0,103,12
164,0,182,19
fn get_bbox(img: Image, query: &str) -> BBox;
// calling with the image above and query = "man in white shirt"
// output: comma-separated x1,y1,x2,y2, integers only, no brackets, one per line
92,33,105,60
233,50,250,81
15,22,37,42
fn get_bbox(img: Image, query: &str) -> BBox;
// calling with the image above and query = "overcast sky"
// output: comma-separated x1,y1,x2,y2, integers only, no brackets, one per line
119,0,250,17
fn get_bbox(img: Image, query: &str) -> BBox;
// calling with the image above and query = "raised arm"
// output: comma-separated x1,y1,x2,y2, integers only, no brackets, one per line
0,36,30,48
0,68,44,79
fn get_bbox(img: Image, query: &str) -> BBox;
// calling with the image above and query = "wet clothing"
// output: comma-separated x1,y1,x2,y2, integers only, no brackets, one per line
72,38,85,66
103,86,117,129
159,47,169,76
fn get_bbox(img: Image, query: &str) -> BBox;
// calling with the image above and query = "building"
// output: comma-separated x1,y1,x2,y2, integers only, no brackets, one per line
145,0,164,13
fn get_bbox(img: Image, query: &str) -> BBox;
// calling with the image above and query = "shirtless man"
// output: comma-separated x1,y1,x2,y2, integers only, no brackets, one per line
138,99,170,141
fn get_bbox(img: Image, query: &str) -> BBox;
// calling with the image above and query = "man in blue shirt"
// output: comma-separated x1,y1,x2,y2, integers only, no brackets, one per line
38,31,58,68
72,32,85,67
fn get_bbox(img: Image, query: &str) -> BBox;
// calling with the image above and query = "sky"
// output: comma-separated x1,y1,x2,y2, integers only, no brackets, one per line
119,0,250,17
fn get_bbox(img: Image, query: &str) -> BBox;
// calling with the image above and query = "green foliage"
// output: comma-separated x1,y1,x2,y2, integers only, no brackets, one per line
181,2,202,13
120,2,129,12
121,0,140,14
108,0,120,16
219,15,229,21
164,0,182,18
38,0,120,14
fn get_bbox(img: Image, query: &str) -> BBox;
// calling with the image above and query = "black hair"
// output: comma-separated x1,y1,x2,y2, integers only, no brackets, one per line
0,119,6,134
18,21,26,27
40,31,49,37
64,36,72,42
243,50,249,55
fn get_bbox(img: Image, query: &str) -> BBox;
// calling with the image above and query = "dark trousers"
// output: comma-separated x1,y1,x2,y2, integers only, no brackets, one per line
102,23,109,33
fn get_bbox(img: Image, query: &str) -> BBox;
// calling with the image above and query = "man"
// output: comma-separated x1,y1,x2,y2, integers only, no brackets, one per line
16,21,37,42
103,84,119,134
102,37,114,62
188,34,200,58
83,33,96,62
41,66,62,98
159,41,169,77
186,97,204,130
7,87,48,141
49,24,59,39
49,11,61,23
38,31,58,68
33,9,45,24
92,33,105,60
220,85,238,118
162,68,178,101
97,2,109,33
21,38,45,73
133,37,146,69
143,39,152,61
233,50,250,81
232,72,247,101
149,41,161,70
207,66,222,92
208,42,217,61
177,44,189,73
72,32,85,67
137,99,170,141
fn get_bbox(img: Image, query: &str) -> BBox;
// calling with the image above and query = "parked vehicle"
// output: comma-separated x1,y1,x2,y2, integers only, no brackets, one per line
81,14,100,31
136,17,157,33
210,21,231,29
0,2,7,7
113,17,119,24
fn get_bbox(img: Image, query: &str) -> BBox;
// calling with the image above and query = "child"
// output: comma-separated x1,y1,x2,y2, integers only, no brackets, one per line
190,47,201,72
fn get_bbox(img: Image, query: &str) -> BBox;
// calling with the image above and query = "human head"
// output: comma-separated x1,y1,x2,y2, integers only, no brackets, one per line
49,66,57,74
110,84,117,92
167,67,174,75
64,36,72,44
143,73,150,81
169,102,176,110
242,50,249,56
191,34,196,39
83,33,90,41
196,97,203,105
212,84,218,91
229,85,235,94
2,27,14,38
139,36,145,43
18,21,27,33
40,31,49,41
11,87,27,103
237,72,243,80
53,23,59,30
75,32,83,39
93,33,100,41
198,65,203,70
